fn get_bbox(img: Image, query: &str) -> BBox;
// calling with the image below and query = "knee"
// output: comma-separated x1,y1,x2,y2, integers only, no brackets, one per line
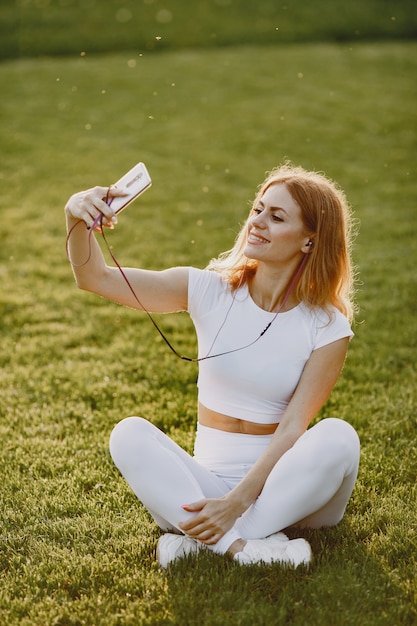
318,418,360,472
324,418,360,448
109,416,152,467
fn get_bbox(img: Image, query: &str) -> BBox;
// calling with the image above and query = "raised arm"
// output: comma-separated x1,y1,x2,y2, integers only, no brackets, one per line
65,185,189,313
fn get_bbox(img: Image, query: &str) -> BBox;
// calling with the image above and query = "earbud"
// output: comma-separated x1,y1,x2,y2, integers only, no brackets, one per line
307,240,314,247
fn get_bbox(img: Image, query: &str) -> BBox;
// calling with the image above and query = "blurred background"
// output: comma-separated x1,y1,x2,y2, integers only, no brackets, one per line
1,0,416,59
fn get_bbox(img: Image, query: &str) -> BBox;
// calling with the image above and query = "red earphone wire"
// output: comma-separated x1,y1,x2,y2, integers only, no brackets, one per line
66,214,310,362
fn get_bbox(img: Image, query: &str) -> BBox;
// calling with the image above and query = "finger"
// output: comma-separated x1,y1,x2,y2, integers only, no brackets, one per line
182,518,217,538
83,211,101,231
104,185,129,211
193,526,224,545
178,519,197,533
182,501,206,513
108,184,129,198
199,534,221,546
91,188,117,220
85,206,104,231
102,218,116,230
100,210,118,229
91,185,110,198
195,528,216,541
179,516,208,534
82,186,117,221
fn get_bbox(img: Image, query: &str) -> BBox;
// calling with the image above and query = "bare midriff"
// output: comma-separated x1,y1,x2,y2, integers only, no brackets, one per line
198,402,278,436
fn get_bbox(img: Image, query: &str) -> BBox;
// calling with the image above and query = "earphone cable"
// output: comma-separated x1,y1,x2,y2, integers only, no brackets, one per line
66,213,309,362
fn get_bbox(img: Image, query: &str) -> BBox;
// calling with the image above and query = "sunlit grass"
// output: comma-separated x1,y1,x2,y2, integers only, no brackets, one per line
0,41,416,625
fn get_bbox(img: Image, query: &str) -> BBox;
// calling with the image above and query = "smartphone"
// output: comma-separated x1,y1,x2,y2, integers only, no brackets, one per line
107,162,152,214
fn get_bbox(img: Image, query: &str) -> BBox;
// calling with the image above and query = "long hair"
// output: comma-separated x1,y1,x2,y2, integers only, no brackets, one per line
207,163,358,321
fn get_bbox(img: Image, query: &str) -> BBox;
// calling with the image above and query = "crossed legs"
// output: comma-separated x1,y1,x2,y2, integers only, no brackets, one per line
109,416,360,554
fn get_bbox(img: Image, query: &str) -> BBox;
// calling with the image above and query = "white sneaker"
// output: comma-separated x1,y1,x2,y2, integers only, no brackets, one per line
156,533,202,568
265,531,290,543
234,537,312,567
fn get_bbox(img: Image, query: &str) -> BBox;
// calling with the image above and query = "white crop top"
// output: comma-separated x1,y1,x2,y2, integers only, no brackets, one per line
187,267,353,424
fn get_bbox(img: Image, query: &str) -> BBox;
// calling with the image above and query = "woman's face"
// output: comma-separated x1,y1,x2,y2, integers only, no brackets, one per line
244,183,309,266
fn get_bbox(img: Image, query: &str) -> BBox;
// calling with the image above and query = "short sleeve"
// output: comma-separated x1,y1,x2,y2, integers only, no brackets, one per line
187,267,228,320
188,267,209,318
313,307,354,350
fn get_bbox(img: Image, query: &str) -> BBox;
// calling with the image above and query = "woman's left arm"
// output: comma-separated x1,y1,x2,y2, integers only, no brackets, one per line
179,336,350,544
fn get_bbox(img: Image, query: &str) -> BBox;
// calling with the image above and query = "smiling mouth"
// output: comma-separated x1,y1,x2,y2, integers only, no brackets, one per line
248,232,270,244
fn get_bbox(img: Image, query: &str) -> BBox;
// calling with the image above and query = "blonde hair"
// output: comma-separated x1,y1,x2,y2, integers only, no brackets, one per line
207,163,358,321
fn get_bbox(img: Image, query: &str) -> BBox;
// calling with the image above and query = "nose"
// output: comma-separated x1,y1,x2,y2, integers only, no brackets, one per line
249,210,266,229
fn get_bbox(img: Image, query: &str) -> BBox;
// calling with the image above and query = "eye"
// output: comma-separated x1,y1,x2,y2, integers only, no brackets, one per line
252,206,262,215
271,214,284,222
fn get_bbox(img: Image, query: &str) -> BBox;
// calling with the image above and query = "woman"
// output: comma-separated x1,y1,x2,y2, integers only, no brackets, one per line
65,163,360,568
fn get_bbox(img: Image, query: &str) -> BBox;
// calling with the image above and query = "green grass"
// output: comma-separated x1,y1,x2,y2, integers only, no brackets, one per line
1,0,416,59
1,40,416,624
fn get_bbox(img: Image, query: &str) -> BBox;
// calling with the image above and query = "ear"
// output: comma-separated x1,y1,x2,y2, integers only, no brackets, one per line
301,239,314,253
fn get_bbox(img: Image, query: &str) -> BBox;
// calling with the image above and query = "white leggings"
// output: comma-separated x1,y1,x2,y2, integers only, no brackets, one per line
109,417,360,554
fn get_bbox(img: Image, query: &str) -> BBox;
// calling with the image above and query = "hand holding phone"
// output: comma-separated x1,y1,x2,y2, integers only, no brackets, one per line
107,162,152,214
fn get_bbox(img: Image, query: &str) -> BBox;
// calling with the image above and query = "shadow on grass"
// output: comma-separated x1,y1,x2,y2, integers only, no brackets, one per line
158,522,415,626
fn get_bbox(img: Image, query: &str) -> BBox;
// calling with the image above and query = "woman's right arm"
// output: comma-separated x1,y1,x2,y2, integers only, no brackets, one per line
65,186,189,313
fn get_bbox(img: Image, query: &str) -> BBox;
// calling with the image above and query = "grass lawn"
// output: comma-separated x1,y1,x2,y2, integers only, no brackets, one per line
0,40,416,625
